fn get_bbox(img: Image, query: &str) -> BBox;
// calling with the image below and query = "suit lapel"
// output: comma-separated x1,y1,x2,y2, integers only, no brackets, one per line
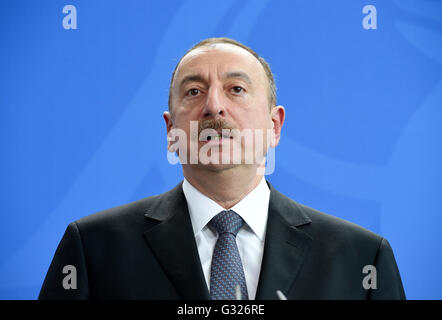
142,181,313,300
143,183,210,300
255,183,313,300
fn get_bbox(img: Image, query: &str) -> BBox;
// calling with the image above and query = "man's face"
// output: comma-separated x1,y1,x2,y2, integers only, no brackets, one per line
165,43,284,171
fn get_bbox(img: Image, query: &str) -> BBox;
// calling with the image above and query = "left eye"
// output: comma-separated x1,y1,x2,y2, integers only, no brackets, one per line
231,86,244,94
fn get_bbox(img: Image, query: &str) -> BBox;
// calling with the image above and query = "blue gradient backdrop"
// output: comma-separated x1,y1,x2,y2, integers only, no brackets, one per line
1,0,441,299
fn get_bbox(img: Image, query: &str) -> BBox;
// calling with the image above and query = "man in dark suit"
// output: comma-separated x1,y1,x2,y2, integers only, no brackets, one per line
39,37,405,300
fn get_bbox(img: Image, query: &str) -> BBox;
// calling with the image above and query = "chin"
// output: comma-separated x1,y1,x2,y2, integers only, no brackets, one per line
200,162,239,172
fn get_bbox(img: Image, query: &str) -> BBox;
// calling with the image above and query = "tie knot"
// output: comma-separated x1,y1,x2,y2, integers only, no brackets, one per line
209,210,244,237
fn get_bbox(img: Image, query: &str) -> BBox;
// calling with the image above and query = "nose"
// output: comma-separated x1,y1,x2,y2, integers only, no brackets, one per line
202,86,226,118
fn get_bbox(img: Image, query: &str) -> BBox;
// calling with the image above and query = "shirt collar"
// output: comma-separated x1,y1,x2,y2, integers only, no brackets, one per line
182,177,270,241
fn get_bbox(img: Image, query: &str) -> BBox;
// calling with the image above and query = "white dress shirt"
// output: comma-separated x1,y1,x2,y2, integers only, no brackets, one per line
182,177,270,300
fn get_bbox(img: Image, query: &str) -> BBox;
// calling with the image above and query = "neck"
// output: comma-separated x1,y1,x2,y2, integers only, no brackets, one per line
183,165,264,209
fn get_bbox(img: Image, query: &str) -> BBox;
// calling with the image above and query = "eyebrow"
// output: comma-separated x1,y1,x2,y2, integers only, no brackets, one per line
223,71,252,85
179,74,206,88
178,71,252,89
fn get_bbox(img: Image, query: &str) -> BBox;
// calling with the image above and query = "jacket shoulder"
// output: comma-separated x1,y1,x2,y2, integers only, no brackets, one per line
268,184,383,245
74,182,183,230
290,201,385,257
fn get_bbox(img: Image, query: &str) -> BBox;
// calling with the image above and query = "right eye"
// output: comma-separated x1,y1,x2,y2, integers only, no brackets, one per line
187,88,200,97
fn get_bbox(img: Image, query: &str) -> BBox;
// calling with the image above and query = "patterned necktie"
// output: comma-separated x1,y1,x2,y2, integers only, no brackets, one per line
208,210,249,300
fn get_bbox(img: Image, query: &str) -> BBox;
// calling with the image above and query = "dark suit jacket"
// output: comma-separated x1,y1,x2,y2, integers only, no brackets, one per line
38,181,405,300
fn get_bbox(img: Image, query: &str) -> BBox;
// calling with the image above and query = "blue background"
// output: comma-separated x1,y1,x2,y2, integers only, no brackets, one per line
1,0,441,299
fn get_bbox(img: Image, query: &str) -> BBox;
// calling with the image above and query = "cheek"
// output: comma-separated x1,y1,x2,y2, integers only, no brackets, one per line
236,108,272,131
174,100,204,120
173,116,200,142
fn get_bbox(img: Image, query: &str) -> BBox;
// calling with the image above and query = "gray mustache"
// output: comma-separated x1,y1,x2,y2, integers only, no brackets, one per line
198,119,236,135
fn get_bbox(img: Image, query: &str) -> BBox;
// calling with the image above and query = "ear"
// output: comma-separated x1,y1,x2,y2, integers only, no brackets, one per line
270,105,285,148
163,111,174,133
163,111,175,150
